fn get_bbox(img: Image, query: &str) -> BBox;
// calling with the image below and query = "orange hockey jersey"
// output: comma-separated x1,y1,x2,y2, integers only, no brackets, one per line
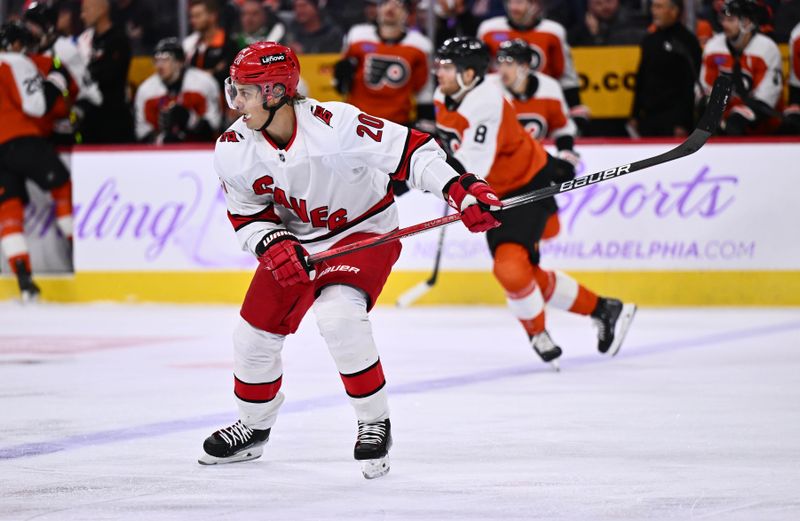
341,24,432,124
700,32,783,123
505,71,576,142
477,16,579,92
0,52,47,145
434,74,548,198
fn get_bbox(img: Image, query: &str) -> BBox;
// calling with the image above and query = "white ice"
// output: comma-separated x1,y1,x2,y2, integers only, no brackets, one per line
1,302,799,521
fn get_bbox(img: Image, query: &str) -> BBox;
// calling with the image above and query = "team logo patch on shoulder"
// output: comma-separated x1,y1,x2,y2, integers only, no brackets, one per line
312,105,333,126
219,131,244,142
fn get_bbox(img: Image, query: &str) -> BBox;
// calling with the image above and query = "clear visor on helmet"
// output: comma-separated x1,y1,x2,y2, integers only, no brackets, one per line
495,55,518,65
223,77,287,110
432,58,456,74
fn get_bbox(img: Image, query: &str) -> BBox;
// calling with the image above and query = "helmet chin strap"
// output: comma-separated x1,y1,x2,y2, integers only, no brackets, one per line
257,96,288,131
730,18,754,48
512,65,528,93
451,71,481,101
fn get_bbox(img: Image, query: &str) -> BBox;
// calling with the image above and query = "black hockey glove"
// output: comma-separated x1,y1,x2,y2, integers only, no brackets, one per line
333,57,357,95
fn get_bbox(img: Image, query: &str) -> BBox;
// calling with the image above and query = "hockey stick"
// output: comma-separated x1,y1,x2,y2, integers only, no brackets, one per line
307,76,731,267
395,203,450,307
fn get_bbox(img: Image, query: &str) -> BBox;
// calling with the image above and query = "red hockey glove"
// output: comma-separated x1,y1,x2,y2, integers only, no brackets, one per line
256,230,315,288
445,173,502,233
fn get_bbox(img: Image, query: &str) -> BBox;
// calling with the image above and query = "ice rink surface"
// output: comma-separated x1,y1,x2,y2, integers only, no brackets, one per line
1,302,799,521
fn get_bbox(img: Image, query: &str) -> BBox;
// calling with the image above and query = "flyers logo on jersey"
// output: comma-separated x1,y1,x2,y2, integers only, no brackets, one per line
364,54,411,89
518,114,548,140
529,44,546,71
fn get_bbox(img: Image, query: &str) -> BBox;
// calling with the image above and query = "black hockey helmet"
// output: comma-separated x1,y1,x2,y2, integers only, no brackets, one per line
497,39,533,65
722,0,770,24
435,37,490,77
24,1,59,32
154,37,186,62
0,21,34,51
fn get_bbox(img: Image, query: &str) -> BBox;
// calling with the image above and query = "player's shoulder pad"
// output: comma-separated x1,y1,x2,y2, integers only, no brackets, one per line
791,23,800,42
135,73,162,98
533,71,563,99
703,33,728,55
402,29,433,53
460,75,504,120
477,16,509,38
537,18,567,40
433,87,445,104
184,66,218,89
345,23,379,46
749,33,781,60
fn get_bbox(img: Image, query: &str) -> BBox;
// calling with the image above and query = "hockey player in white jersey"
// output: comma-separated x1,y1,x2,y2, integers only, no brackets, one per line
199,42,502,478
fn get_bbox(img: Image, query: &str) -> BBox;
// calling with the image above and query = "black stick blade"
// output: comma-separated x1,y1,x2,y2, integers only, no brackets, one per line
697,75,733,134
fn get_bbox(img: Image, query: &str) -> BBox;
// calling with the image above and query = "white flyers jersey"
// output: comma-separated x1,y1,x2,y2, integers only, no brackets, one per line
434,75,548,197
134,67,222,140
700,33,783,112
477,16,580,90
214,98,457,256
505,71,576,141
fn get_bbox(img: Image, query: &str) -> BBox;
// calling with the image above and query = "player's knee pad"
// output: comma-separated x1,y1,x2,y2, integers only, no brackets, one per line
314,285,375,364
493,243,536,293
232,317,284,370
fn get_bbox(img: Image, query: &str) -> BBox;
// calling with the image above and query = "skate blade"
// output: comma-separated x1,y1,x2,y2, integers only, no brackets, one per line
607,303,637,357
549,359,561,372
360,455,390,479
198,447,263,465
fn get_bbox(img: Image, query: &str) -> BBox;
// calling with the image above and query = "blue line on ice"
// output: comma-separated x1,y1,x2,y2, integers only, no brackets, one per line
2,319,799,460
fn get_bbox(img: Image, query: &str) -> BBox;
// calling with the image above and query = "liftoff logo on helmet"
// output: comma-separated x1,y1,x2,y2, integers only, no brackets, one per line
260,53,287,65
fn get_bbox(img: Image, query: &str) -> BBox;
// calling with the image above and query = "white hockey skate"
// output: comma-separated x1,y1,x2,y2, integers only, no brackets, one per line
529,330,562,371
592,298,637,356
198,420,270,465
354,419,392,479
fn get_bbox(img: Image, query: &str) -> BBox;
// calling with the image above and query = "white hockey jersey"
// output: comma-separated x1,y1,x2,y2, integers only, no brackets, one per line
434,75,549,197
215,98,458,256
134,67,222,140
700,32,783,117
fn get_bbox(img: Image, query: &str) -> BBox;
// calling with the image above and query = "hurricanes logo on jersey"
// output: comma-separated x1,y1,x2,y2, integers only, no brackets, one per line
364,54,411,89
518,113,548,140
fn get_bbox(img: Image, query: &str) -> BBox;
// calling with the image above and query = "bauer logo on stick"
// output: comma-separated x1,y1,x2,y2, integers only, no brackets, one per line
559,164,632,191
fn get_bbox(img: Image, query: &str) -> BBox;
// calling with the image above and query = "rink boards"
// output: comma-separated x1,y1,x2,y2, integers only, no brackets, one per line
1,138,799,305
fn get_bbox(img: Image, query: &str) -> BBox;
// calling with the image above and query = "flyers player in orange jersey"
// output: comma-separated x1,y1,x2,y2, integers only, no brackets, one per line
0,22,74,301
496,38,578,243
477,0,588,131
700,0,783,135
434,37,636,367
334,0,432,128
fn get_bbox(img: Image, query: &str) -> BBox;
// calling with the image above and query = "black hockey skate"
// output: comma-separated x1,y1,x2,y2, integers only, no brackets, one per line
354,418,392,479
529,330,563,371
198,420,270,465
591,297,637,356
14,259,40,303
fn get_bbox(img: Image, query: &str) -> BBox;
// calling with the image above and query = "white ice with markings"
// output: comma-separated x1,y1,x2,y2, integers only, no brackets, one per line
1,302,799,520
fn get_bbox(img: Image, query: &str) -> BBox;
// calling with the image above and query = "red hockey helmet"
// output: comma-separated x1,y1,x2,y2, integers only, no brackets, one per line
225,41,301,109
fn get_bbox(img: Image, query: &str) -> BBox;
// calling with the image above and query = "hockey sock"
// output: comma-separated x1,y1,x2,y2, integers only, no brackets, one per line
493,243,546,335
0,198,31,273
50,181,73,239
315,285,389,423
532,266,599,316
